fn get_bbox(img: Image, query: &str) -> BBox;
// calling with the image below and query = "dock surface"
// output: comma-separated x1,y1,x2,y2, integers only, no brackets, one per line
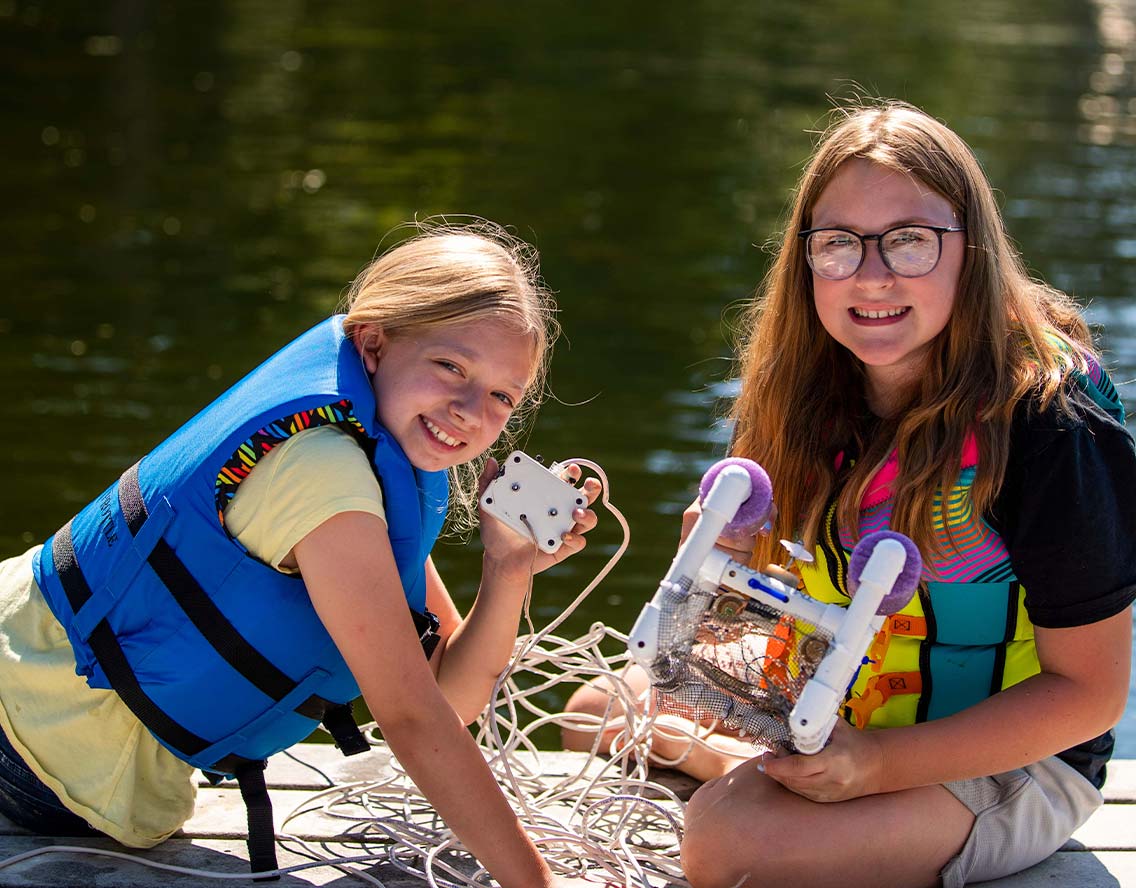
0,746,1132,886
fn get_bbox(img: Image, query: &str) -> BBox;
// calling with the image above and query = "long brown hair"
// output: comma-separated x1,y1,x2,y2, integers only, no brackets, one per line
731,101,1092,563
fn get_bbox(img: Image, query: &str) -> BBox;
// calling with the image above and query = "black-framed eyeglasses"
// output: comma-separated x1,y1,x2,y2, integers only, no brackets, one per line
798,225,966,281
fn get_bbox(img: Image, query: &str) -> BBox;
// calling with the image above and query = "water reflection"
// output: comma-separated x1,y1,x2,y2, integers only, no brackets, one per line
1,0,1134,753
1081,0,1136,145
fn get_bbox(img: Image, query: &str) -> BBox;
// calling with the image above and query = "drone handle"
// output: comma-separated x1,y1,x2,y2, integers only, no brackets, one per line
627,464,753,670
670,464,754,586
789,537,908,754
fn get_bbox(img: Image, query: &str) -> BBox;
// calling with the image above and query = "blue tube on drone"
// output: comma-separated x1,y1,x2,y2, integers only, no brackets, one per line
698,548,846,637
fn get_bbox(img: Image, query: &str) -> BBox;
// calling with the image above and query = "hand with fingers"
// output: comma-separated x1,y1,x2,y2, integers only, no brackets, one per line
759,719,885,802
679,497,765,565
478,457,603,576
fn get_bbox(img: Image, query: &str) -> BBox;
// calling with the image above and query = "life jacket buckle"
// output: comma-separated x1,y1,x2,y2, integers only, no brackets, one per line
412,607,441,659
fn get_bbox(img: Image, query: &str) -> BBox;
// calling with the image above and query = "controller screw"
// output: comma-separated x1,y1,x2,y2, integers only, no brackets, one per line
549,508,558,516
511,483,520,491
547,539,555,547
513,455,521,463
485,497,493,504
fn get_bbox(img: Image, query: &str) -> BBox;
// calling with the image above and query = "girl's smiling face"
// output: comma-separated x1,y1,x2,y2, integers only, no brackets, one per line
359,319,537,472
809,158,965,412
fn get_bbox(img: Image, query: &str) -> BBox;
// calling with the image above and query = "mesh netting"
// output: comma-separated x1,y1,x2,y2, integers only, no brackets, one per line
647,582,833,753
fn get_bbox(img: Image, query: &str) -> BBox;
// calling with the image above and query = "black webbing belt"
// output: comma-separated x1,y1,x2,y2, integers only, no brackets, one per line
52,502,285,874
49,465,356,874
50,463,440,873
234,760,279,880
52,523,228,764
414,608,442,660
117,465,361,739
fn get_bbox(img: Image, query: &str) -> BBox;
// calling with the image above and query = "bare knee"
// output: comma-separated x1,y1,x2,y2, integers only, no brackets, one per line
560,681,615,751
559,665,650,752
683,823,799,888
682,806,755,888
682,781,749,888
681,776,806,888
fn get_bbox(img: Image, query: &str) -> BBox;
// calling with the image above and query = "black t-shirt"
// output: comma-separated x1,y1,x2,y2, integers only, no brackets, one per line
990,389,1136,627
988,388,1136,786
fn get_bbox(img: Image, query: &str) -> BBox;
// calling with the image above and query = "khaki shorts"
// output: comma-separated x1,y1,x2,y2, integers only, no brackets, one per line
939,755,1103,887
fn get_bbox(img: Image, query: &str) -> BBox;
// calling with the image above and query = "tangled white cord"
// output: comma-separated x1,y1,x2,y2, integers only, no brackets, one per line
0,459,716,887
273,621,691,888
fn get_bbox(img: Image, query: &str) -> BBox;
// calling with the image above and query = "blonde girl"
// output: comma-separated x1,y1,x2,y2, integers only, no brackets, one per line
0,220,601,888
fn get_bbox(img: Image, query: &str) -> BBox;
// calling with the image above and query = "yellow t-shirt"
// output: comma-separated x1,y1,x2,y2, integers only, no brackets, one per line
0,425,384,847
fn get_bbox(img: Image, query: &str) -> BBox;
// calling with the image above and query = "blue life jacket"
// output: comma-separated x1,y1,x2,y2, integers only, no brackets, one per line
32,316,449,777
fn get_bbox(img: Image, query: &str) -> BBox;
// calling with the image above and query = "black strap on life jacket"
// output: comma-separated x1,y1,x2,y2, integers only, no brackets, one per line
52,518,282,873
51,519,278,874
234,760,280,880
413,607,442,660
51,463,443,872
319,702,370,756
51,523,232,764
119,464,315,708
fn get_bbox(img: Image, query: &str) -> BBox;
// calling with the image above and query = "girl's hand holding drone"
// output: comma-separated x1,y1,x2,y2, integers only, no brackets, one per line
680,498,763,565
760,720,885,803
478,458,602,577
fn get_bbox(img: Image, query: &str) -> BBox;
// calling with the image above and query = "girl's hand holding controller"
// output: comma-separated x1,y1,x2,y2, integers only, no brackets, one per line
759,718,886,802
477,454,601,577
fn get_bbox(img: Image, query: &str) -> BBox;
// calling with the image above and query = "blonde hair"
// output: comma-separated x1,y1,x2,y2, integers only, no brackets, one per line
731,101,1093,563
341,218,559,532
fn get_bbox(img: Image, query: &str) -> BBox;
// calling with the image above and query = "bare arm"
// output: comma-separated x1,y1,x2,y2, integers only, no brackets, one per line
873,607,1131,789
432,460,601,723
763,606,1133,801
294,510,553,888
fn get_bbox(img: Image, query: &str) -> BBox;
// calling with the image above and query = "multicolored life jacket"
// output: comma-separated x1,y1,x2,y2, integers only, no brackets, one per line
31,316,448,872
798,355,1124,733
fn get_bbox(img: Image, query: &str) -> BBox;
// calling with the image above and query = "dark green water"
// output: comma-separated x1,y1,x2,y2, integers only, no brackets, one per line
2,0,1135,753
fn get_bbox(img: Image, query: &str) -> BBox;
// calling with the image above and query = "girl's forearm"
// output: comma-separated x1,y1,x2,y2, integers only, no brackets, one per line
870,669,1124,794
367,685,552,888
434,556,533,722
297,515,553,886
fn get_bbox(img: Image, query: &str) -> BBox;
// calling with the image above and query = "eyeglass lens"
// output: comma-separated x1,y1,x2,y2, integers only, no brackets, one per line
806,227,944,280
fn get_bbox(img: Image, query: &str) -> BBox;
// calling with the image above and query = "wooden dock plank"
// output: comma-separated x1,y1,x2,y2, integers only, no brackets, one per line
1103,758,1136,802
990,851,1136,887
253,745,685,792
0,836,435,886
0,748,1131,886
256,746,1134,802
1066,803,1136,851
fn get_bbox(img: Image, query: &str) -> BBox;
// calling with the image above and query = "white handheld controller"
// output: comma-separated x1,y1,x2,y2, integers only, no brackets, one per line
480,451,586,554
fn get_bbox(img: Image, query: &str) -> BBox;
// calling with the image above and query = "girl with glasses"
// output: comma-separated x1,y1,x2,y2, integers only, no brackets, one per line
565,101,1135,887
681,101,1136,888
